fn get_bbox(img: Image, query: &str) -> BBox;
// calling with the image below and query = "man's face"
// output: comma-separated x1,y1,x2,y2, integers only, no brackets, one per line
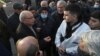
57,4,65,14
63,11,77,23
89,17,100,29
23,13,35,26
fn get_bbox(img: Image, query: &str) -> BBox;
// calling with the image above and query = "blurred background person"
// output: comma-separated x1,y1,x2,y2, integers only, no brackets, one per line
93,0,100,10
78,0,92,24
7,2,24,43
87,0,95,6
40,0,48,7
67,0,78,4
39,0,52,13
25,0,31,9
89,10,100,30
28,6,38,18
0,0,12,56
49,1,56,12
0,0,8,24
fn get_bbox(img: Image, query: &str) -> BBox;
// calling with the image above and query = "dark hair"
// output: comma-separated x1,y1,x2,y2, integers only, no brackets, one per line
26,44,39,56
68,0,79,3
13,3,23,10
95,0,100,3
65,3,82,21
38,7,49,13
28,6,37,11
80,0,87,2
91,10,100,20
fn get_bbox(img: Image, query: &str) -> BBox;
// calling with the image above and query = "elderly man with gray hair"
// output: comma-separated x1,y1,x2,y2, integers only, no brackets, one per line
16,10,37,41
78,30,100,56
51,0,67,30
51,0,67,40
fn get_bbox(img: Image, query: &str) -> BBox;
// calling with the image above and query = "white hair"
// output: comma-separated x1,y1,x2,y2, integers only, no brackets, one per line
19,10,32,22
57,0,67,7
81,30,100,56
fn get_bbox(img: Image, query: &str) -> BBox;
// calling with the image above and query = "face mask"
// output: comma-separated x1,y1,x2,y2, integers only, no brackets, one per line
40,13,48,19
78,47,91,56
94,3,100,8
94,4,99,8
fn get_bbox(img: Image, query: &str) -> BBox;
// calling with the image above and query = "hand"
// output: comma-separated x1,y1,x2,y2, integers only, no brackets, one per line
44,36,51,42
58,46,66,54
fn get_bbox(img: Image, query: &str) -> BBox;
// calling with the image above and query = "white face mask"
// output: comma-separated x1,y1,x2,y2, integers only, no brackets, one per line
94,5,99,8
94,3,100,8
40,13,48,19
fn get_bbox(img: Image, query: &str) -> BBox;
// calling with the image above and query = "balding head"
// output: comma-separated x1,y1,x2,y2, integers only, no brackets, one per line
16,36,39,56
19,10,35,26
40,0,48,7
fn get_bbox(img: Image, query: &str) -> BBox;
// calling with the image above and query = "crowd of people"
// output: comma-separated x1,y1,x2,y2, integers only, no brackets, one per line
0,0,100,56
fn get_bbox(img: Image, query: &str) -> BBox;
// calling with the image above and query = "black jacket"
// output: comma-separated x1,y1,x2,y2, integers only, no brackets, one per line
7,13,20,41
36,14,54,49
51,11,64,42
0,19,11,55
0,7,8,24
16,23,37,41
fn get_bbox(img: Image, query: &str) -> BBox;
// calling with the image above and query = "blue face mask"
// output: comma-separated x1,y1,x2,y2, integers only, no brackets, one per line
40,13,48,19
